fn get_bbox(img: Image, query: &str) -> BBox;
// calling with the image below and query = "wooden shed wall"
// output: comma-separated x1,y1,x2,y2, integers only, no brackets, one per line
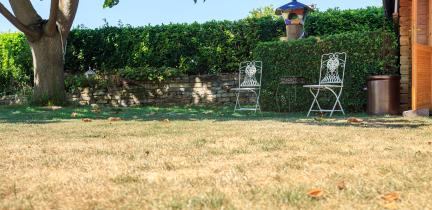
400,0,412,111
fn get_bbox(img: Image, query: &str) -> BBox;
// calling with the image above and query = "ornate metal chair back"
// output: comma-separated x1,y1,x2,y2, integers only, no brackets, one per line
319,52,347,86
238,61,263,88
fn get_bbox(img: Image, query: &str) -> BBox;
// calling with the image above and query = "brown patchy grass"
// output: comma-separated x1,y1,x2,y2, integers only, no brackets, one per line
1,107,432,209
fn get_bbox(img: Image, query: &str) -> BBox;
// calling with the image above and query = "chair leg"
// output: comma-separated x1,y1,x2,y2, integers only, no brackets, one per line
332,95,345,116
234,91,241,112
337,89,345,115
315,95,324,113
328,88,345,117
307,96,316,117
275,84,281,112
253,91,258,113
255,90,261,113
234,89,261,113
338,100,345,115
307,88,321,117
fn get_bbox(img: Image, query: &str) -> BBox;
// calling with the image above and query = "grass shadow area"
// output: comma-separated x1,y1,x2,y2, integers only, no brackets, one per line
0,105,301,124
0,105,430,129
293,114,432,129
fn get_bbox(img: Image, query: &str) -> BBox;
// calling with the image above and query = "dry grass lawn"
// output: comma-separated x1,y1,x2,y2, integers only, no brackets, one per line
0,106,431,209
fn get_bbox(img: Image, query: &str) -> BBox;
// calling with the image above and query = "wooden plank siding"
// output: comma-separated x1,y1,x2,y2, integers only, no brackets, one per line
416,0,429,45
411,0,432,110
400,0,412,111
412,44,432,109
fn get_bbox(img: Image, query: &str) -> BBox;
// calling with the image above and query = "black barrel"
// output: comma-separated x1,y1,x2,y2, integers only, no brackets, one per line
367,75,401,115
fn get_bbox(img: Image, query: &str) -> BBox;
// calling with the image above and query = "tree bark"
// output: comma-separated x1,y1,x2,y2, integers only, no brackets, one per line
29,32,66,104
58,0,79,39
1,0,78,104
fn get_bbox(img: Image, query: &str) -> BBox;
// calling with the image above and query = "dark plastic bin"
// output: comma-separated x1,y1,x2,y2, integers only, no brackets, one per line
367,75,400,115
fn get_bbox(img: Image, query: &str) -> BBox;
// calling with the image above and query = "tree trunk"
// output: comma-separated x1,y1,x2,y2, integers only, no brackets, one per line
29,32,66,105
1,0,79,104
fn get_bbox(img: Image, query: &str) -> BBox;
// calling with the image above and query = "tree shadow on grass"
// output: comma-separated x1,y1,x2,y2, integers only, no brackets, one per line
0,106,65,124
0,105,298,124
291,117,431,129
0,105,430,130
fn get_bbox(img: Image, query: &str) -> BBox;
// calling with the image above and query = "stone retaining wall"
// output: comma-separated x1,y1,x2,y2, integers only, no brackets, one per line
68,73,254,107
0,95,27,105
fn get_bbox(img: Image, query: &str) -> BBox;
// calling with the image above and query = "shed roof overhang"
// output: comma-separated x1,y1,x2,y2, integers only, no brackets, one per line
383,0,398,19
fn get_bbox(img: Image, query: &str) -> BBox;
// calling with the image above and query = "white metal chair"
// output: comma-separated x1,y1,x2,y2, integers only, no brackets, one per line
232,61,262,112
303,52,347,117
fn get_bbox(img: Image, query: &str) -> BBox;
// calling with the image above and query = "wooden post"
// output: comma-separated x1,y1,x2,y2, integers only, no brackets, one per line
286,25,302,40
399,0,412,111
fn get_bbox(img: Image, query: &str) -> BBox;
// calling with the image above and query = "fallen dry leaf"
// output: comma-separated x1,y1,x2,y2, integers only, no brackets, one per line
382,192,400,202
307,188,324,199
383,202,399,209
347,117,364,123
71,112,78,118
82,118,92,123
337,181,346,190
108,117,122,122
43,106,63,111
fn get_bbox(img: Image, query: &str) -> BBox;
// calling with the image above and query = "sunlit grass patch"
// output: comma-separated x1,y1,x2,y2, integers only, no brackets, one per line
111,175,140,184
1,105,432,209
186,190,234,210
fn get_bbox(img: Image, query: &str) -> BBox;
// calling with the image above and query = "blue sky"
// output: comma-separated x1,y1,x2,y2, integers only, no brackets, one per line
0,0,382,32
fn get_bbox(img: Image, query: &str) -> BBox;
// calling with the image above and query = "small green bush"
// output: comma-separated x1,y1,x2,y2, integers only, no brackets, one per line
64,74,110,92
0,33,32,95
65,75,95,92
119,66,182,81
253,30,399,112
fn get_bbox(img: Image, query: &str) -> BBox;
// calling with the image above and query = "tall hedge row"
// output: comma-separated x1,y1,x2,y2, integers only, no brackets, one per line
66,17,285,74
253,30,399,112
304,7,392,36
0,17,284,94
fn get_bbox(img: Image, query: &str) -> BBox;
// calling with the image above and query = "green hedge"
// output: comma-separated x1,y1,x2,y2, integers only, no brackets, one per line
304,7,392,36
0,17,284,94
253,30,399,112
0,7,394,97
0,33,32,95
66,17,285,75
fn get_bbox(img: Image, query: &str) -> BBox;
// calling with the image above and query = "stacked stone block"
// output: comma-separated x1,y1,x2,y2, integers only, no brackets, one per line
68,73,255,107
